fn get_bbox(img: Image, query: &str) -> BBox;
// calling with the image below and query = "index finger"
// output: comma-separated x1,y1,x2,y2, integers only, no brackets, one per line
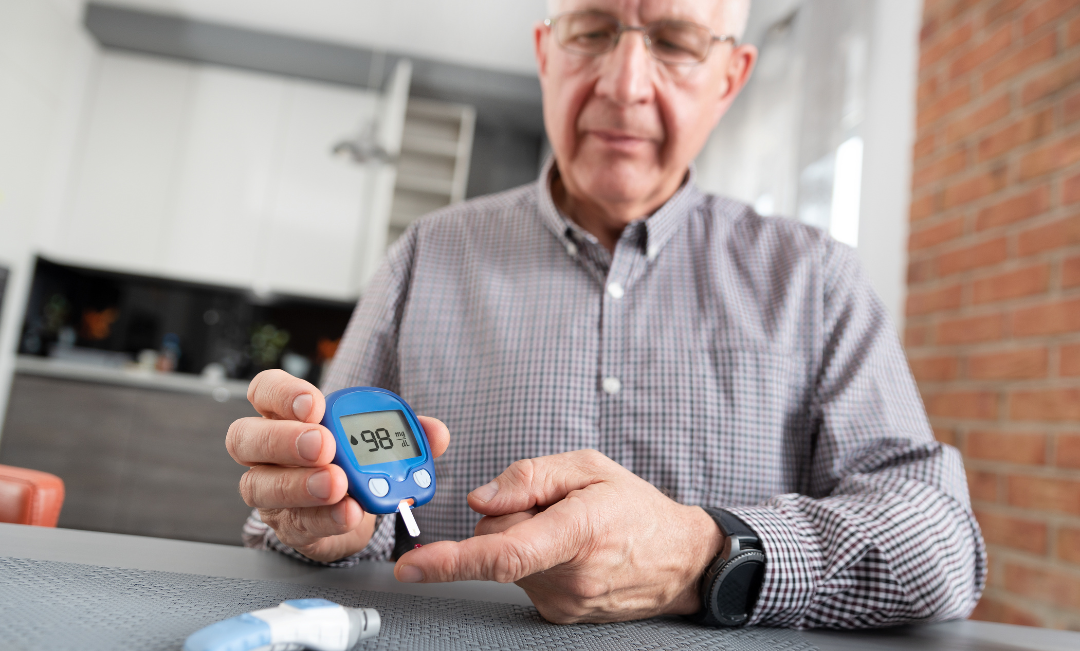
247,369,325,423
394,495,589,584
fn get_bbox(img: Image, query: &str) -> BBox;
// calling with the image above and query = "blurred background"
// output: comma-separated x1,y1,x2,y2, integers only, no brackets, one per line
0,0,1077,630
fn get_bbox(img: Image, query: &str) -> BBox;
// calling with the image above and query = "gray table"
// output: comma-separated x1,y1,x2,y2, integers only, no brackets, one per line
2,523,1078,651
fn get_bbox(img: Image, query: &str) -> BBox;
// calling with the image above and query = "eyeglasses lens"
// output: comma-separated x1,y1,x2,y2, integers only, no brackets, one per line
555,12,712,65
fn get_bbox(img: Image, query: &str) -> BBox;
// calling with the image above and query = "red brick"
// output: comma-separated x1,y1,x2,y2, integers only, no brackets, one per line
1008,474,1080,514
1010,388,1080,421
986,0,1030,24
1065,172,1080,204
933,425,957,446
1069,14,1080,48
1066,89,1080,126
925,390,999,419
945,94,1012,143
1058,526,1080,565
968,469,1001,501
1019,133,1080,181
908,258,936,284
1013,298,1080,337
906,324,931,347
922,21,975,70
970,595,1045,627
1063,343,1080,376
937,237,1009,276
968,347,1049,380
1058,433,1080,468
919,85,974,129
938,314,1006,344
983,33,1058,90
972,265,1051,304
914,131,938,161
1004,562,1080,609
907,284,963,316
974,508,1048,553
913,149,968,189
943,167,1009,208
909,217,965,250
976,186,1051,230
1021,55,1080,105
909,355,960,381
967,429,1047,464
910,194,938,222
1023,0,1078,36
978,109,1054,161
1018,214,1080,255
950,25,1013,80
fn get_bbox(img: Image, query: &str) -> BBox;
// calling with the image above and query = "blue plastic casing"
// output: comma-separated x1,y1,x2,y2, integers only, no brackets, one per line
322,386,436,514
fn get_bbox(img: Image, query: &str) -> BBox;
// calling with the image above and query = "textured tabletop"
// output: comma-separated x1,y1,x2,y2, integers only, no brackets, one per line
0,556,816,651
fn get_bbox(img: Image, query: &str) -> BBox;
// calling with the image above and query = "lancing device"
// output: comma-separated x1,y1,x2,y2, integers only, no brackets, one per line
321,386,436,538
182,599,379,651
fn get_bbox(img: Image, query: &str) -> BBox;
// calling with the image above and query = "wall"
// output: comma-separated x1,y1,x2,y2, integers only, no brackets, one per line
909,0,1080,629
0,0,98,430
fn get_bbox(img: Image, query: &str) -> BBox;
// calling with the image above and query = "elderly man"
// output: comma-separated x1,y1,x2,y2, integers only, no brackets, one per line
228,0,986,628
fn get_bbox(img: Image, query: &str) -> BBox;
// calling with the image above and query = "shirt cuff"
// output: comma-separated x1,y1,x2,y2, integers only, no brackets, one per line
723,500,823,628
241,508,396,566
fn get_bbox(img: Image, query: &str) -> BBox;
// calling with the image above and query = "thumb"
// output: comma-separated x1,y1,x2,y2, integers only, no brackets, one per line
467,449,613,516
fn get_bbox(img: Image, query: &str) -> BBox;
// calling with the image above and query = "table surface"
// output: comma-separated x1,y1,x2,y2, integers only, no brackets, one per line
2,523,1078,651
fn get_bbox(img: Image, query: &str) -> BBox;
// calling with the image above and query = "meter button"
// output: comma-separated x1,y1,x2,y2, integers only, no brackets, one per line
367,477,390,497
412,469,432,489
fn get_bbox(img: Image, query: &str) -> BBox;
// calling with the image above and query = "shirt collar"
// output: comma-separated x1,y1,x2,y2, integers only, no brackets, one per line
535,155,705,259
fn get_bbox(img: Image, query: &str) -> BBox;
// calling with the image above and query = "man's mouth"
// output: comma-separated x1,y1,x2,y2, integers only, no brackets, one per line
586,129,654,150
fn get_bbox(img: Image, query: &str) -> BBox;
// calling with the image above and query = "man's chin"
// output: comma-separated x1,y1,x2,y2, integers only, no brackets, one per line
566,158,666,211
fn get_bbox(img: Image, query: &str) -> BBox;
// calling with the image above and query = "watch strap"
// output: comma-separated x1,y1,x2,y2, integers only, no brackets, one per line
693,508,765,627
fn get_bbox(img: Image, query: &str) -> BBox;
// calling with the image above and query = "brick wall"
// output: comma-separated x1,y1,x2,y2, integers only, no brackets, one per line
911,0,1080,630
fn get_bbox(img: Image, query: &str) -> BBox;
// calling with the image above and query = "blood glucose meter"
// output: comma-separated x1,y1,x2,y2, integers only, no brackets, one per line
321,387,435,536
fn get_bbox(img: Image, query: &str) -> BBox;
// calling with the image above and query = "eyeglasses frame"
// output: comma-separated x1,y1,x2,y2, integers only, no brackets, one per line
543,10,738,66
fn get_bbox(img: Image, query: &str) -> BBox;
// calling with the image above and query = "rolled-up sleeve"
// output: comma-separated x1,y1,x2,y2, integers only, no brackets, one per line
727,240,986,629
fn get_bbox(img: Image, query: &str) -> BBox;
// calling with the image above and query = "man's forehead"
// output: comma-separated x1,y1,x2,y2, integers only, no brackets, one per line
551,0,735,29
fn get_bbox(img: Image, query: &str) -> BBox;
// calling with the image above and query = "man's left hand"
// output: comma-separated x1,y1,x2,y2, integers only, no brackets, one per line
393,450,724,623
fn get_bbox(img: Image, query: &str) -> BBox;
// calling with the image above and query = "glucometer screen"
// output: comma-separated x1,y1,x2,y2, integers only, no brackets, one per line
339,409,422,467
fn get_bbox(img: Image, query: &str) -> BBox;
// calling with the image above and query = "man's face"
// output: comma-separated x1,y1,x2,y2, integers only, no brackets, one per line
535,0,755,216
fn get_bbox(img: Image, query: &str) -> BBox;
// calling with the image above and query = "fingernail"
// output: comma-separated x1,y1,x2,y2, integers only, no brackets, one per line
307,470,331,500
296,430,322,461
471,480,499,503
398,565,423,583
292,394,313,421
330,501,348,526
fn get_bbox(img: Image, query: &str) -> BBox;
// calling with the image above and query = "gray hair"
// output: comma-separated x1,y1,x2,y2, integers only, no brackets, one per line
546,0,750,41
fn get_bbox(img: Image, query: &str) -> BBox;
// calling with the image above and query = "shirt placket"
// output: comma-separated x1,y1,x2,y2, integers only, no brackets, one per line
596,225,647,466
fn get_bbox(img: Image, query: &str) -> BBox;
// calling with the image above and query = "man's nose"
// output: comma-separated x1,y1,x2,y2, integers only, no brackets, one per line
595,29,655,105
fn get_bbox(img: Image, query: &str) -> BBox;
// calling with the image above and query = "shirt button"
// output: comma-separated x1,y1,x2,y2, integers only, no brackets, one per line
602,377,622,394
607,282,625,299
647,245,659,261
566,242,578,256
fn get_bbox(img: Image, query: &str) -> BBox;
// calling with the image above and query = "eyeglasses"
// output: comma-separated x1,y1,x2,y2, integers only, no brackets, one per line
544,11,736,66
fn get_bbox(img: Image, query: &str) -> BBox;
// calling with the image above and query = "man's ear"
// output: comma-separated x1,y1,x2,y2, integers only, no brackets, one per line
534,21,551,79
713,44,758,122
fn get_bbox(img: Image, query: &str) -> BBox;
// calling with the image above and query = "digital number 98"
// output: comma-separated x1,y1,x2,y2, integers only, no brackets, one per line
360,428,394,452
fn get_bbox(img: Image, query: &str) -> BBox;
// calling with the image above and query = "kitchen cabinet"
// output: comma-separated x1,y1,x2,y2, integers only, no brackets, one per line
50,52,409,301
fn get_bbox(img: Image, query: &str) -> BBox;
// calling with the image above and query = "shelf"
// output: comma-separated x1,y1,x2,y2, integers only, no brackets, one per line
394,174,454,196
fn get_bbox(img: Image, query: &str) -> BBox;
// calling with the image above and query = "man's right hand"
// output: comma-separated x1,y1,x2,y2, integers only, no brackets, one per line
226,369,450,563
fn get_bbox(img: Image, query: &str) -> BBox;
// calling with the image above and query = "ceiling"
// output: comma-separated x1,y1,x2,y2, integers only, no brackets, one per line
93,0,548,74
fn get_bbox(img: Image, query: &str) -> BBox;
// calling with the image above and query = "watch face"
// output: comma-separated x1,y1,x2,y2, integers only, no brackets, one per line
707,551,766,627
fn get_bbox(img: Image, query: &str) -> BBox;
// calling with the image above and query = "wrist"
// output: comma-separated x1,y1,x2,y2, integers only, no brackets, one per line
668,505,725,615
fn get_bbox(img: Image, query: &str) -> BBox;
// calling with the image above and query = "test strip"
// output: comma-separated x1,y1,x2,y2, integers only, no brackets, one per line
398,500,420,537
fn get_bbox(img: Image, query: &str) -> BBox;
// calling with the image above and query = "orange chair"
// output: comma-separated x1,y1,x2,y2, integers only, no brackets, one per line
0,464,65,527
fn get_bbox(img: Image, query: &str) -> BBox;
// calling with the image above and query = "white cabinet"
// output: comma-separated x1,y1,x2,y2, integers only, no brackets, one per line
59,52,193,275
163,67,285,289
53,52,409,300
259,80,377,299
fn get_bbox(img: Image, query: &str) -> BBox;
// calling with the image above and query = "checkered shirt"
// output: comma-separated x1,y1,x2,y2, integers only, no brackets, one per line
244,160,987,629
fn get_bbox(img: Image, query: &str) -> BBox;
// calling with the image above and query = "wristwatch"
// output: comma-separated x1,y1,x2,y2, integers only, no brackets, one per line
692,508,766,627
